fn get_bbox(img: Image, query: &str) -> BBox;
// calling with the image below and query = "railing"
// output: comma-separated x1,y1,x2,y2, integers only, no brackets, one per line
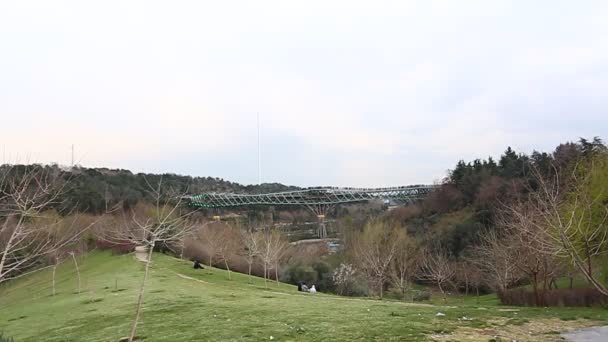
188,185,437,208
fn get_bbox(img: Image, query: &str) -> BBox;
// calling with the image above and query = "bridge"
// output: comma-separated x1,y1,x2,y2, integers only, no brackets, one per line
188,185,436,237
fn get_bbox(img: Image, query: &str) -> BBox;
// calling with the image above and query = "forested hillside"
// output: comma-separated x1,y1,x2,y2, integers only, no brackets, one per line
389,137,607,256
0,164,298,214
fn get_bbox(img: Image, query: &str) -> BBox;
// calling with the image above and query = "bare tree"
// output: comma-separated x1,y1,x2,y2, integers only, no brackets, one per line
352,220,400,298
471,229,522,294
255,228,289,287
418,247,455,302
257,228,289,287
215,224,241,280
199,223,223,268
0,165,91,284
39,212,93,296
498,203,562,305
269,231,290,287
240,228,260,284
506,159,608,296
105,177,196,342
389,230,418,300
257,228,273,288
465,259,484,302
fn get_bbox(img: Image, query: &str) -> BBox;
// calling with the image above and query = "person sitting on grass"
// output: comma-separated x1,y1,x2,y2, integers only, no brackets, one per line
309,285,317,294
193,260,204,270
301,283,309,292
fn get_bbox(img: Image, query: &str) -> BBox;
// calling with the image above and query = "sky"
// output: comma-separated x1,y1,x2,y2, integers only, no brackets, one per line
1,1,607,187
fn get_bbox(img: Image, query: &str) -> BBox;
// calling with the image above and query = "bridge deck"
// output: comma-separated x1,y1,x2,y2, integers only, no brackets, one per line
188,185,436,208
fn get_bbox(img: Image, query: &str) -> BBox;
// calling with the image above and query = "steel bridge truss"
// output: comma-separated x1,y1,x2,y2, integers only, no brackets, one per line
188,185,436,209
189,185,436,238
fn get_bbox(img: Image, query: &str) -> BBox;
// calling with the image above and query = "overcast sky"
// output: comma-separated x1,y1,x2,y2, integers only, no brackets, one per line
1,1,607,187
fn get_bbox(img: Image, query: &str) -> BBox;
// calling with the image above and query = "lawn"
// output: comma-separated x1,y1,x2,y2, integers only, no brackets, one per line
1,252,607,341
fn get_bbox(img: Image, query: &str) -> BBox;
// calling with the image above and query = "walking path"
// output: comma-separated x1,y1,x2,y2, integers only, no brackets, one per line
134,246,149,263
562,326,608,342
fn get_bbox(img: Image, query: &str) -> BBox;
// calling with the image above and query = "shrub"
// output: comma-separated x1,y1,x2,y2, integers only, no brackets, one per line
95,239,135,254
281,263,318,286
312,261,336,293
499,288,608,307
333,263,357,295
412,290,432,302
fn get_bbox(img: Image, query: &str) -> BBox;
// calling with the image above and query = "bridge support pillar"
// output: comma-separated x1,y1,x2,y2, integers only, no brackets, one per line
307,205,332,239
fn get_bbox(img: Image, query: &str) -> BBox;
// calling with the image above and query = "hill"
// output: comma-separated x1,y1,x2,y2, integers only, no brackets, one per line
1,252,607,341
0,164,299,215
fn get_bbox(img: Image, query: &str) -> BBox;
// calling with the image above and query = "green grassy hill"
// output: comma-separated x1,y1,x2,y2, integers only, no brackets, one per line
1,252,607,341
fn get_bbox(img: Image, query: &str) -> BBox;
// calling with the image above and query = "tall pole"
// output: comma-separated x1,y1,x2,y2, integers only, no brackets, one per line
257,113,261,185
71,144,74,167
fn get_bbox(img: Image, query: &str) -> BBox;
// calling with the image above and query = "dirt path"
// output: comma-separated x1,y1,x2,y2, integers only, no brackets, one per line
562,326,608,342
431,318,602,342
174,272,209,284
134,246,149,263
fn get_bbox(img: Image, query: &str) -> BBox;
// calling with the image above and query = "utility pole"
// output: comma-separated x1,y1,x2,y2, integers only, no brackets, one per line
71,144,74,167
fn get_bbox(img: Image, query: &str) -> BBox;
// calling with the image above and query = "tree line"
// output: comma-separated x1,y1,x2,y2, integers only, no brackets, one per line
2,137,607,325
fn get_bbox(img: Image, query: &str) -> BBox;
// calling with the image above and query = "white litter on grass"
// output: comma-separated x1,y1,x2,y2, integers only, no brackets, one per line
270,336,275,340
460,316,473,321
436,313,446,317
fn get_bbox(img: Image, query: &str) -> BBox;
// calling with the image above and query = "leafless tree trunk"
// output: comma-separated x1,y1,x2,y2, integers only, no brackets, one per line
199,223,224,269
389,230,418,300
258,227,289,288
215,224,241,280
104,176,197,342
275,262,279,287
240,229,260,284
263,262,268,288
70,252,81,294
52,262,58,296
128,242,154,342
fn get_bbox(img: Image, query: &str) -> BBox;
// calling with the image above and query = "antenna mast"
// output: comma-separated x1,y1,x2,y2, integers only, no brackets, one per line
257,113,262,185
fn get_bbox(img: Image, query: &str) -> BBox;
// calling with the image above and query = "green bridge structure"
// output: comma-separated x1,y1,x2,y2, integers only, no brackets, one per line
188,185,437,238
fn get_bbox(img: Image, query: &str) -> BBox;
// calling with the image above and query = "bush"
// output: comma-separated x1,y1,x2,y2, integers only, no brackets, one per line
281,261,340,293
499,288,608,307
333,263,357,295
412,290,432,302
95,239,135,254
281,263,318,286
312,261,336,293
347,281,369,297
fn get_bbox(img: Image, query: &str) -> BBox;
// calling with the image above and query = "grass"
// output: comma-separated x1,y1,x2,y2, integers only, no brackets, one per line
0,252,607,341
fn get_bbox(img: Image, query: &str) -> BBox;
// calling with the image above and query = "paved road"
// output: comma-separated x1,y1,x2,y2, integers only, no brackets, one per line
562,326,608,342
